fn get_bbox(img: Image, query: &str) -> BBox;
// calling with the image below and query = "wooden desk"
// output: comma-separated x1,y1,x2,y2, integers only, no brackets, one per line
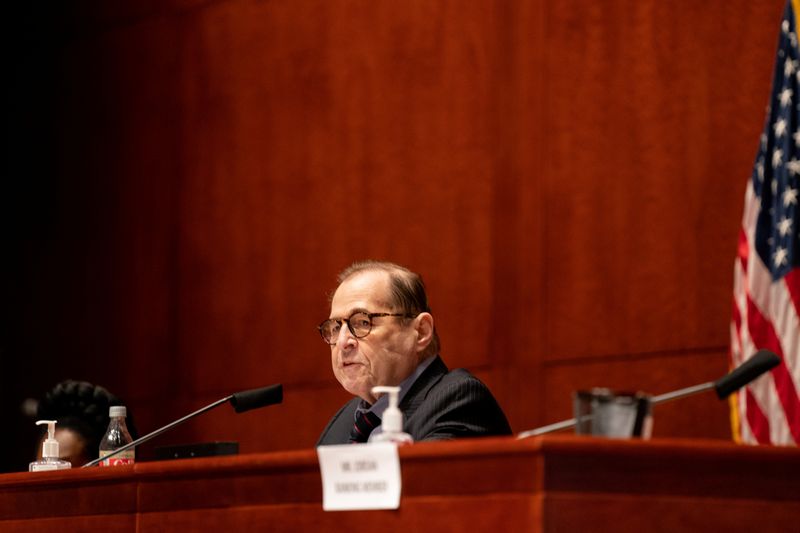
1,436,798,532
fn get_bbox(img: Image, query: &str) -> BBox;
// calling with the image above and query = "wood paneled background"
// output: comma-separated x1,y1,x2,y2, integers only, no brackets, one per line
2,0,786,472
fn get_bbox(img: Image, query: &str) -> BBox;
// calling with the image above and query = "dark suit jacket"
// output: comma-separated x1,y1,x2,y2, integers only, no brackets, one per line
316,356,512,445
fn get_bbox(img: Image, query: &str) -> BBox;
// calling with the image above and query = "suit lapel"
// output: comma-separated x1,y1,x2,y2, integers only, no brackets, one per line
318,397,360,445
399,356,449,422
319,356,449,445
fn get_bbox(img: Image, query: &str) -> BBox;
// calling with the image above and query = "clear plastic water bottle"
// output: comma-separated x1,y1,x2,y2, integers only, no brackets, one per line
99,405,135,466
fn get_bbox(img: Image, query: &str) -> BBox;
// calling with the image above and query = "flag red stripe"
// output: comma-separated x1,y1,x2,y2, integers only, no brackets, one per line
737,228,749,271
771,361,800,443
746,297,784,356
745,387,772,444
746,296,800,443
785,269,800,319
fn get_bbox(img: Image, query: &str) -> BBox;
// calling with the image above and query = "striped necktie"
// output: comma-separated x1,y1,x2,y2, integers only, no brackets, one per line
349,411,381,443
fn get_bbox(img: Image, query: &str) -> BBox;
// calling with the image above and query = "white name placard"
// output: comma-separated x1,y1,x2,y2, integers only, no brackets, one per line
316,443,402,511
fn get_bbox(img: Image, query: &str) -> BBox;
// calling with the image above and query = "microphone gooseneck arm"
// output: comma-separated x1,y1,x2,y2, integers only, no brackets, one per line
516,350,780,439
82,384,283,468
516,382,715,439
82,395,233,468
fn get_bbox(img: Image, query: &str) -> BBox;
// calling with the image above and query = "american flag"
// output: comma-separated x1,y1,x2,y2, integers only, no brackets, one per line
731,0,800,445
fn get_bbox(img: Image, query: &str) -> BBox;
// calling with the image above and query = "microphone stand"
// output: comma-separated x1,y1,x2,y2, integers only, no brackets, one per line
516,381,714,439
517,350,780,439
82,395,233,467
82,383,283,467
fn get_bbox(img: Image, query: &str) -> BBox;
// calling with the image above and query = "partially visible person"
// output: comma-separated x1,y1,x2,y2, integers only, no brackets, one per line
317,260,512,445
34,380,138,467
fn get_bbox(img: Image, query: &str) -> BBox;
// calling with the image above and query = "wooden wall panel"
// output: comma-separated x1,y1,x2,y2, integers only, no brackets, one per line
170,0,506,395
2,0,788,472
542,0,782,360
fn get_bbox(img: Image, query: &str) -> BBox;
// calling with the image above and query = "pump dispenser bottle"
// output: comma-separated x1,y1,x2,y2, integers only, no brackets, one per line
29,420,72,472
368,386,414,445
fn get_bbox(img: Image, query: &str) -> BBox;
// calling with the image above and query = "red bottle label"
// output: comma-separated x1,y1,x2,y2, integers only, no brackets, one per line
99,449,135,466
101,457,134,466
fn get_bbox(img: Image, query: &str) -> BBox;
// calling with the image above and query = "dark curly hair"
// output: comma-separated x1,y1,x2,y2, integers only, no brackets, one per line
36,380,138,460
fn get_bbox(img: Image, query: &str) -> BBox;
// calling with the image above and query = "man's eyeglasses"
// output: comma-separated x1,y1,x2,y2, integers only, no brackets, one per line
318,311,416,345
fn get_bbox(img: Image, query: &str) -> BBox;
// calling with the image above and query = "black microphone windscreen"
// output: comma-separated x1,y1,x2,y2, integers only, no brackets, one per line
230,384,283,413
714,350,781,399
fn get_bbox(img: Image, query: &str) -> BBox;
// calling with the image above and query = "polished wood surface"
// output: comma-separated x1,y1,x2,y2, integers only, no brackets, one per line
2,436,798,532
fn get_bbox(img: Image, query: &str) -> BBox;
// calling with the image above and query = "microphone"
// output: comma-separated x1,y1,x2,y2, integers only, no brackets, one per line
82,383,283,467
230,383,283,413
518,350,781,438
713,350,781,399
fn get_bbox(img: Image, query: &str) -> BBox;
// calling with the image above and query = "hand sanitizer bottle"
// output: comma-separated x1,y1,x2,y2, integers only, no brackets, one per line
29,420,72,471
368,386,413,445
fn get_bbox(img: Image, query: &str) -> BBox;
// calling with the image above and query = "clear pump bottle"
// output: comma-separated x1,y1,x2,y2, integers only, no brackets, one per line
368,386,414,445
29,420,72,472
99,405,135,466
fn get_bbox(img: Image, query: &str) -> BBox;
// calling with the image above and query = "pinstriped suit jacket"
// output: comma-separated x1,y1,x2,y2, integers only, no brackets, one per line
316,356,512,445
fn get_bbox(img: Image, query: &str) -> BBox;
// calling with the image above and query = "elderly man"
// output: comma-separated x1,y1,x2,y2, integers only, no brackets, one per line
316,260,511,445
